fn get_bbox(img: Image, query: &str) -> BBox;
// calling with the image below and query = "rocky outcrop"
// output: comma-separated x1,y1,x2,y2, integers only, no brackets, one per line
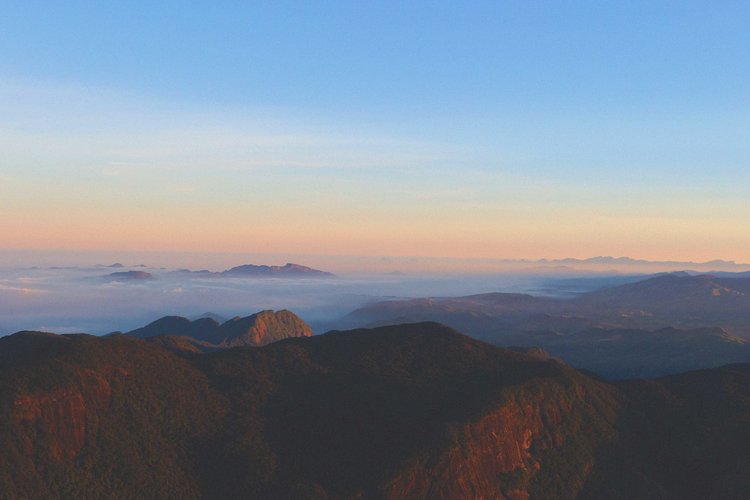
11,367,122,463
216,310,313,347
384,383,615,499
386,403,544,499
127,309,313,348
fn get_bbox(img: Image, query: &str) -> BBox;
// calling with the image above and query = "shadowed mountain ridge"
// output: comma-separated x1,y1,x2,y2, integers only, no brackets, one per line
338,273,750,378
1,322,750,498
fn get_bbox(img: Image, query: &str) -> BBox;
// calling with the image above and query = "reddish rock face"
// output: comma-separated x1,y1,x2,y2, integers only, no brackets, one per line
12,369,113,463
384,386,605,500
127,309,314,349
218,309,314,347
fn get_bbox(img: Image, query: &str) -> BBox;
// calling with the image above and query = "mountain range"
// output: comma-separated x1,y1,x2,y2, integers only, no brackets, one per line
103,270,154,281
540,256,744,267
337,273,750,378
124,309,313,350
173,262,335,278
1,322,749,498
529,256,750,272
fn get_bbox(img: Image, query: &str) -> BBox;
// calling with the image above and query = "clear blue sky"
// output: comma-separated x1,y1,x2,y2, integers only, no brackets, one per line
1,1,749,261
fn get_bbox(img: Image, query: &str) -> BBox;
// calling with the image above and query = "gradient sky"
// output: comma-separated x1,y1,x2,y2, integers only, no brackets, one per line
2,1,749,264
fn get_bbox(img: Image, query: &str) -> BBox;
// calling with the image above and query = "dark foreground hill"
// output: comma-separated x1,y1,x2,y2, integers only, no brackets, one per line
1,323,749,498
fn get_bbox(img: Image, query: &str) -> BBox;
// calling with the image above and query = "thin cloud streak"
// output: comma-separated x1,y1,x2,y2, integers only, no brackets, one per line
0,79,464,175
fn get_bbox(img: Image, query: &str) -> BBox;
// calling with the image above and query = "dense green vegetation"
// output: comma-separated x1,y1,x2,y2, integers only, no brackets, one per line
582,364,750,499
0,333,226,499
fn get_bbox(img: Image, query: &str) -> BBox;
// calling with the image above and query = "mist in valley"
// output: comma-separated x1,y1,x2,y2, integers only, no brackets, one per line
0,261,590,336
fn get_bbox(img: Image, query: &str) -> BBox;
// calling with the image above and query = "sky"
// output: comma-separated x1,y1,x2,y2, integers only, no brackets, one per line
2,1,749,266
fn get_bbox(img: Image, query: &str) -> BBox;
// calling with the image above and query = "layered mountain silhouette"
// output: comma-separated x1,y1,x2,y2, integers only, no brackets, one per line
338,273,750,378
542,255,744,268
103,270,153,281
222,262,334,277
173,262,334,278
576,273,750,313
1,323,749,498
125,309,313,349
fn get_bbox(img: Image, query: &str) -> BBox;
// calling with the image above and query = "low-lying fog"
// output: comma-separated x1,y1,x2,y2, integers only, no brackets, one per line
0,263,614,336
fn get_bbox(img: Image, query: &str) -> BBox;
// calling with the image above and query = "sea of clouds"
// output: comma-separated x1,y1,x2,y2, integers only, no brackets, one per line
0,263,568,336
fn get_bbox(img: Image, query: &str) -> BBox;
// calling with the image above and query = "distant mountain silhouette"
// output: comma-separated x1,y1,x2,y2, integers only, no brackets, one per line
127,315,220,341
126,310,312,348
171,262,334,279
189,312,228,323
539,255,748,270
1,323,750,498
577,273,750,312
222,262,334,277
104,270,153,281
338,273,750,378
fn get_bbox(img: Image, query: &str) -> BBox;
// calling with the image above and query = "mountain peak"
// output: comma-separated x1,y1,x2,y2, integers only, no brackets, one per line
222,263,334,278
104,270,153,281
126,309,312,348
216,309,313,347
